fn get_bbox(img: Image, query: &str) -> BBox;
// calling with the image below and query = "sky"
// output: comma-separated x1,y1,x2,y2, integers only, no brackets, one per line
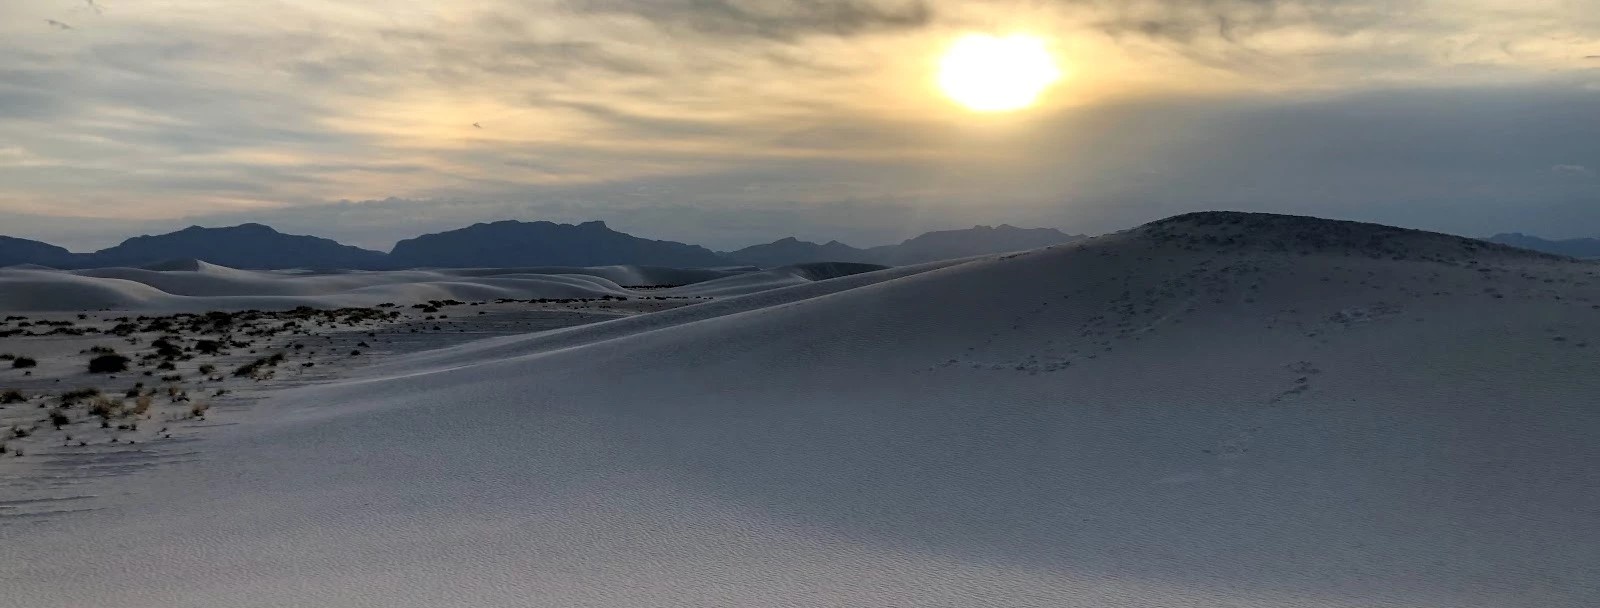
2,0,1599,252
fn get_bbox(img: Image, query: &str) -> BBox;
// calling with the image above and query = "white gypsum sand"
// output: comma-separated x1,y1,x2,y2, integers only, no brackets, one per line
1,212,1597,607
0,262,779,313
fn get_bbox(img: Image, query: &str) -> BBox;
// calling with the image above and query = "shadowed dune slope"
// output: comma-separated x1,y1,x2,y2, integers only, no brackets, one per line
4,212,1598,607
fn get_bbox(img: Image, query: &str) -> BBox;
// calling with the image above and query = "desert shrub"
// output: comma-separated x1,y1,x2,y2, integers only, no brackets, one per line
88,397,123,420
59,388,100,406
129,394,153,416
151,336,184,359
233,354,285,378
189,402,210,418
48,409,70,428
0,353,13,360
195,340,223,355
233,360,263,377
11,356,37,369
11,425,30,438
86,345,117,355
88,354,130,374
198,364,216,375
155,361,177,371
1,389,25,404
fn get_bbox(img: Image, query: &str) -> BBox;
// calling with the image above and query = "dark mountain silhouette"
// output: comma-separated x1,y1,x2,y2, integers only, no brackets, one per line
723,237,870,266
725,225,1085,267
388,220,730,268
864,225,1086,265
7,220,1085,271
0,235,80,268
89,224,389,269
1485,233,1600,258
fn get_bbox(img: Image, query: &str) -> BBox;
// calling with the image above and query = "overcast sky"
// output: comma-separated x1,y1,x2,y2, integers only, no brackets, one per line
3,0,1599,251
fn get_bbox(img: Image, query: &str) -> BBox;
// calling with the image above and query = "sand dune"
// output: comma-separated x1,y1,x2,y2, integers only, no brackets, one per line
662,262,888,297
0,263,765,312
3,213,1597,607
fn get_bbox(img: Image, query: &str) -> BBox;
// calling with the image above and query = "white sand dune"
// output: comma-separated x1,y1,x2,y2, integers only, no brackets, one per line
0,263,751,312
662,262,888,297
3,213,1598,607
436,265,741,286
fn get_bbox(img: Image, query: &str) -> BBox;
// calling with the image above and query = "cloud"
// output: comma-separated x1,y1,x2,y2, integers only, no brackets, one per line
44,19,73,30
1552,164,1595,177
568,0,934,40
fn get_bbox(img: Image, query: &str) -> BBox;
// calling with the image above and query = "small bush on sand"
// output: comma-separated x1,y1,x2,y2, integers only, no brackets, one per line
60,388,100,406
0,353,13,360
1,389,25,404
198,364,216,375
88,354,130,374
12,356,37,369
129,394,153,416
189,402,210,419
88,396,123,420
48,409,70,428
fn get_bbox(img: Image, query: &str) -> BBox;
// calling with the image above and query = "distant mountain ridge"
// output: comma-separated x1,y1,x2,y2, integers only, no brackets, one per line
91,224,389,270
388,220,728,269
1,220,1088,270
722,224,1087,266
1485,233,1600,258
0,235,77,268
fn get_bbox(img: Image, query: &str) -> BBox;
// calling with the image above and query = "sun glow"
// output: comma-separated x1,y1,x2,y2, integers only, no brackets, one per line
938,34,1062,113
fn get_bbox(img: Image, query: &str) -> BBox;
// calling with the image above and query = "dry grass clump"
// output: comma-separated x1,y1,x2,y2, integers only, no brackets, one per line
129,394,153,416
59,387,100,406
1,389,25,404
189,402,210,419
233,353,286,379
88,396,124,420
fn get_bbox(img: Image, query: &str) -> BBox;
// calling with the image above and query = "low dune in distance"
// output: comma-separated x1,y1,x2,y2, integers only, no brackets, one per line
0,263,886,313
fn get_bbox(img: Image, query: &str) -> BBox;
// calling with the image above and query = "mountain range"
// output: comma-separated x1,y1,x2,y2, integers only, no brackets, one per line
0,221,1085,270
1485,233,1600,258
721,224,1085,266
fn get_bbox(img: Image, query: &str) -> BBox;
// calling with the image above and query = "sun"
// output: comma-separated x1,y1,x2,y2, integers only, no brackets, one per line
938,34,1062,113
